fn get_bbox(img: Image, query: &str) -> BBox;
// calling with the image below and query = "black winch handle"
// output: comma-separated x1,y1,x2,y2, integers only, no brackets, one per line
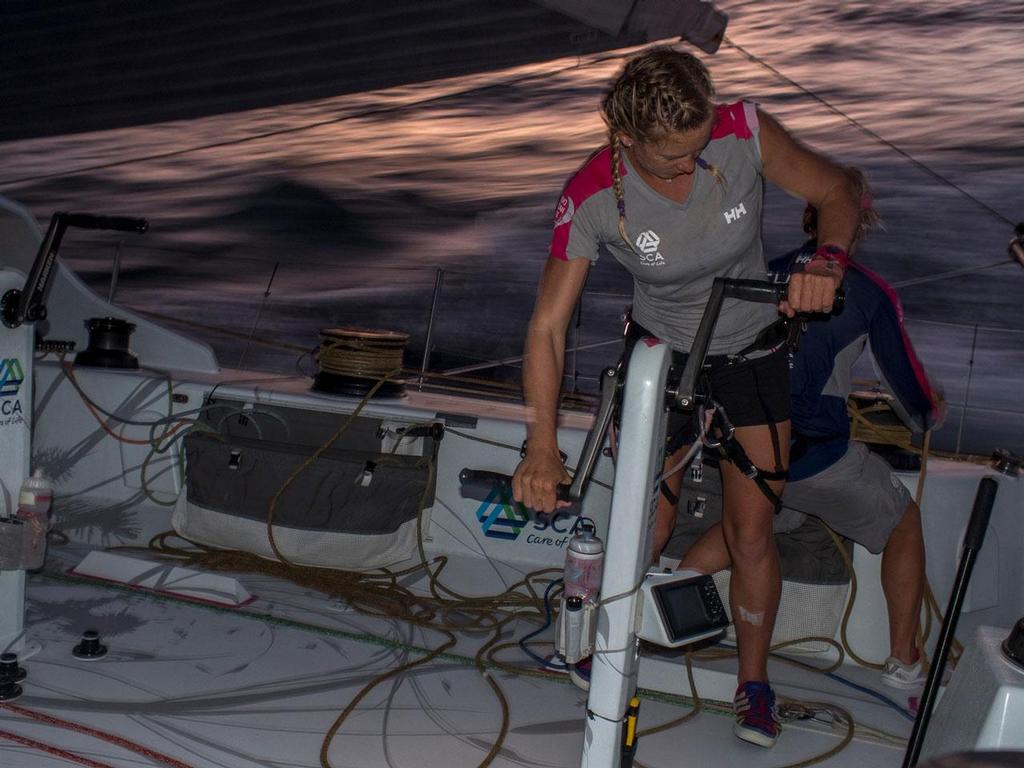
2,210,149,329
674,277,845,409
458,468,573,504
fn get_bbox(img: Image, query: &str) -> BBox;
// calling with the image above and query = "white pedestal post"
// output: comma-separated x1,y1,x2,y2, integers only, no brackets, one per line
0,267,33,651
581,339,670,768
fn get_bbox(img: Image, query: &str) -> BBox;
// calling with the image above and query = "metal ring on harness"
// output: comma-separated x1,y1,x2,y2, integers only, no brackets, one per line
701,402,734,449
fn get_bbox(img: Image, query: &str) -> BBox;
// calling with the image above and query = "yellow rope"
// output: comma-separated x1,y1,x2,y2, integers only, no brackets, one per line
848,397,917,452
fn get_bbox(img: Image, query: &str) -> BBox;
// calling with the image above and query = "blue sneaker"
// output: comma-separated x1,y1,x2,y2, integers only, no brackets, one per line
733,681,780,747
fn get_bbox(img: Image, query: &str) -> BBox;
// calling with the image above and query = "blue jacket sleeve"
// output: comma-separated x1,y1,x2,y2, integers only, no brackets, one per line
856,265,936,432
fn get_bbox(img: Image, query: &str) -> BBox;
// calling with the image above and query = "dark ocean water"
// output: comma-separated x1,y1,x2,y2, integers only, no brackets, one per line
2,0,1023,455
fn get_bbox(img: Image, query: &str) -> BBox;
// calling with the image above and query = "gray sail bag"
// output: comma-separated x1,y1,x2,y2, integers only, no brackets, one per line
173,399,436,570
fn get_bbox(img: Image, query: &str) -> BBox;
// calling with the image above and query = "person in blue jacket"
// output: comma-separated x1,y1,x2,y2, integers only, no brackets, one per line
674,168,943,689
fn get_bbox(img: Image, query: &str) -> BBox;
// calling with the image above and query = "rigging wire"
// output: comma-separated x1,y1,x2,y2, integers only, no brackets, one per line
722,35,1018,230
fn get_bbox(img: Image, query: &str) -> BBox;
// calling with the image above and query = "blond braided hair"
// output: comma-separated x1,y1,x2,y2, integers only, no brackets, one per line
602,46,725,253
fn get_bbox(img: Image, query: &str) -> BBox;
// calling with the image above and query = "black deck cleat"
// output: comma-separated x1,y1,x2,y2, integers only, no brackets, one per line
72,629,108,660
0,652,26,682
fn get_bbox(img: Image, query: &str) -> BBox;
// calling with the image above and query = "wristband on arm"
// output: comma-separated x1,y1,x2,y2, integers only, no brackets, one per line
805,244,849,280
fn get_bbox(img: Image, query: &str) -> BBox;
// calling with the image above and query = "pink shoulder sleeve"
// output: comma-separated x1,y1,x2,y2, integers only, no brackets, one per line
710,101,758,140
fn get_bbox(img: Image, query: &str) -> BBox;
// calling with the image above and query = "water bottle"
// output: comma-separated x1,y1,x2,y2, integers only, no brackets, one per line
563,521,604,604
17,470,52,570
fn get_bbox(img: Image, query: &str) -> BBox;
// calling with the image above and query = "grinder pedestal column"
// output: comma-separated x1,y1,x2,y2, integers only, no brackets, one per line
0,267,33,651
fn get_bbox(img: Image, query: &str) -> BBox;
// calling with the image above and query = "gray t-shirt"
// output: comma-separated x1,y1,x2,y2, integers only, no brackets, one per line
549,101,777,355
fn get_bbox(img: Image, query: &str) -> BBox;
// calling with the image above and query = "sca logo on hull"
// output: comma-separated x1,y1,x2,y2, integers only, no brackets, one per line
0,358,25,415
473,484,590,544
475,486,530,541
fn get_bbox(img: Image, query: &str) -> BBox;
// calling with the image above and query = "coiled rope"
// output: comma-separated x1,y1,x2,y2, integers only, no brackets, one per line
315,327,409,381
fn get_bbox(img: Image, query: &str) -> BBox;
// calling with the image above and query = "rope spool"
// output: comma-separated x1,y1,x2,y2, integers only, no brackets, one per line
313,327,408,398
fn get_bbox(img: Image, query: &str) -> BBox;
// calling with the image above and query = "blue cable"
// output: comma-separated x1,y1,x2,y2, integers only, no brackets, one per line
822,670,916,722
518,577,567,671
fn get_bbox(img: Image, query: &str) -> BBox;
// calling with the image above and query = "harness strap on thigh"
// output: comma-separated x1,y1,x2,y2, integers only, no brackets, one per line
660,480,679,507
717,436,785,511
710,407,786,512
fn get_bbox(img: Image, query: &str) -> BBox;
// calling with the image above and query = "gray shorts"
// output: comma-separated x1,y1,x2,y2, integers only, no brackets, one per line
775,441,912,554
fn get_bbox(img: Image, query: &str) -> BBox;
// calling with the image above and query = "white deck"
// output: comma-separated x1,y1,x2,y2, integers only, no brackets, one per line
3,359,1020,767
7,533,908,768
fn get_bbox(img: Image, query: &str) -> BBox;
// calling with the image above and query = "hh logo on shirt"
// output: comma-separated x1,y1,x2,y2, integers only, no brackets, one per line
724,203,747,224
635,230,665,266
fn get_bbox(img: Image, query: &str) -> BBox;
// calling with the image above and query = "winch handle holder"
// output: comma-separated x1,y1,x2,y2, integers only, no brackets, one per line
1,211,148,329
673,276,845,410
460,359,620,507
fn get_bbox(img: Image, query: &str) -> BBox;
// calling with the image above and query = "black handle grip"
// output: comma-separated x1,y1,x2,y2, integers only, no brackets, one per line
725,279,786,304
63,212,149,234
458,468,571,503
963,476,999,552
722,277,845,313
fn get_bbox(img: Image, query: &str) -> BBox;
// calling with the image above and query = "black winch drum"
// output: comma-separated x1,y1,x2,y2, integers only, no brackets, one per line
74,316,139,369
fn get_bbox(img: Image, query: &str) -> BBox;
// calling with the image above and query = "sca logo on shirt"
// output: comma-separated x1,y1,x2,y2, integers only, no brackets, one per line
635,230,665,266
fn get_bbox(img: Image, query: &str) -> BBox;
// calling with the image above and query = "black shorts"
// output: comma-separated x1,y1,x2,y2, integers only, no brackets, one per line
624,319,791,442
702,346,791,427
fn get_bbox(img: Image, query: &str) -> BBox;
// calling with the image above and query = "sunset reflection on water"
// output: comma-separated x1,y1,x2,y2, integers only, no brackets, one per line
1,0,1022,452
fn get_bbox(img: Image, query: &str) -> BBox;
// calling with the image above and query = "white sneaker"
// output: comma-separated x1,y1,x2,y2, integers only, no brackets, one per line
880,656,926,689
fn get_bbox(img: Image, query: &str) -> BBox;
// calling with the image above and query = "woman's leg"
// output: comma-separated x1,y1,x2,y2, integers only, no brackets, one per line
678,522,731,574
720,420,789,685
882,501,925,664
652,444,690,562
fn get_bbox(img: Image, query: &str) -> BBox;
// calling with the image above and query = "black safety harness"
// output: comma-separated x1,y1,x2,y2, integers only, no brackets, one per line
660,335,792,512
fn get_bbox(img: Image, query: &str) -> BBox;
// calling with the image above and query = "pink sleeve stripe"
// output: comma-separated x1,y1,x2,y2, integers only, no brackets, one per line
549,147,618,261
710,101,755,141
853,261,936,408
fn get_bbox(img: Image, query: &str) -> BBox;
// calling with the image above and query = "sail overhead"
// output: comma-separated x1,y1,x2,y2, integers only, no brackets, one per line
1,0,725,142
